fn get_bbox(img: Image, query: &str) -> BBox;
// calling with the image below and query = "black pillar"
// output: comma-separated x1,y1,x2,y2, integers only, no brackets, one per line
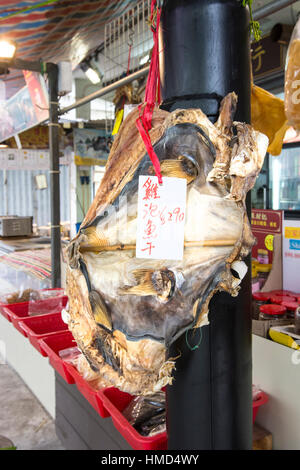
47,63,61,288
159,0,252,449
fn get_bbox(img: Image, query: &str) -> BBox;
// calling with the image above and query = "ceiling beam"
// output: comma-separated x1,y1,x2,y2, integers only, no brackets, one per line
253,0,298,20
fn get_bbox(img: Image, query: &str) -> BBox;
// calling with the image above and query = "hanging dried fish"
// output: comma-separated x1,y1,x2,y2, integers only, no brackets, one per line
66,93,268,395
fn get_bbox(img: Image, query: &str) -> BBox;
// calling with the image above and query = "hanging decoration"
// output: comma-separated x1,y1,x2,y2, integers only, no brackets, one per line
284,17,300,131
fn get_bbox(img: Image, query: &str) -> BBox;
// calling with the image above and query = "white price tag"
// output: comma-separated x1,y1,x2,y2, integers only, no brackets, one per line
136,176,187,260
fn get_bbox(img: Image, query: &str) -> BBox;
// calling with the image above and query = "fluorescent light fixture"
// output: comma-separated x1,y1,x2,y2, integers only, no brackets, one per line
80,61,101,84
84,67,101,84
139,54,149,65
0,39,16,60
0,144,8,148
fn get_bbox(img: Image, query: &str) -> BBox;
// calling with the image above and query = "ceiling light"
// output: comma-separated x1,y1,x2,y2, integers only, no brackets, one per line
85,67,101,84
0,39,16,60
80,62,101,85
139,54,149,66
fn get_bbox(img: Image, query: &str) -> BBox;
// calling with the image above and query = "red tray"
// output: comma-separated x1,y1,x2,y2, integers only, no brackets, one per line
39,331,76,384
0,288,67,327
99,387,168,450
64,363,110,418
1,306,14,322
8,297,68,334
100,386,266,449
253,391,268,423
18,312,69,355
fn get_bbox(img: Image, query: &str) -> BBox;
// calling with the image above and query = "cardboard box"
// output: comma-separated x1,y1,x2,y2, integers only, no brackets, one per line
0,216,33,237
252,318,291,338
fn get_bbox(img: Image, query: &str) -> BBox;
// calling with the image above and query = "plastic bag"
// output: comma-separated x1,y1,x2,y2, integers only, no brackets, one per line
28,288,65,316
252,384,263,402
0,288,39,305
122,392,166,437
284,18,300,131
59,346,81,365
59,347,108,390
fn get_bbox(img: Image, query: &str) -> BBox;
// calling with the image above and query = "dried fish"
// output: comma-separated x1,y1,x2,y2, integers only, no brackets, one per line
66,95,268,395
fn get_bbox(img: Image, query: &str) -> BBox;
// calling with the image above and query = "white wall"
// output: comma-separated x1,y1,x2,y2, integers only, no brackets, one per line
0,314,55,418
253,334,300,450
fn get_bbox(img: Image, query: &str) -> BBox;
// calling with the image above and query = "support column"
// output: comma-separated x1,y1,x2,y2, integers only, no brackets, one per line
159,0,252,450
47,63,61,288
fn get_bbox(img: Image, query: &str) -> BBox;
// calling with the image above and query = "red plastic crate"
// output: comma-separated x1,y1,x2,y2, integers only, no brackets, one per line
253,391,268,423
99,387,168,450
100,386,267,449
64,363,110,418
39,331,76,384
7,296,68,334
1,306,14,322
0,288,67,326
18,313,69,355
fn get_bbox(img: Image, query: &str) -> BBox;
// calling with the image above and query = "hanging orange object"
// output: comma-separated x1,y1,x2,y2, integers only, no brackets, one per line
284,18,300,131
251,84,289,156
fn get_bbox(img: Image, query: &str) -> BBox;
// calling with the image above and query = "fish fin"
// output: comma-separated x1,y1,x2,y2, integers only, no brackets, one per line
132,269,153,282
120,283,158,296
120,269,175,301
120,269,156,296
216,92,237,135
82,226,109,247
89,290,112,331
192,298,200,318
160,159,196,183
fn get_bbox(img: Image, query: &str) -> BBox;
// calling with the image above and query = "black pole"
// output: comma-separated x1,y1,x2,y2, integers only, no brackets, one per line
159,0,252,449
47,63,61,288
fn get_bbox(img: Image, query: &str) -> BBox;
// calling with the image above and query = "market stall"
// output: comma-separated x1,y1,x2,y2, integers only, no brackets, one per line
1,0,300,453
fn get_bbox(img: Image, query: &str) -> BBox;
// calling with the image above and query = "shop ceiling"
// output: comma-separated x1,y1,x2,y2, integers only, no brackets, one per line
0,0,300,100
0,0,137,98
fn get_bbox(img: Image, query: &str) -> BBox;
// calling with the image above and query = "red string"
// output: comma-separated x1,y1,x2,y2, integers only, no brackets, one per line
127,44,132,76
136,0,163,184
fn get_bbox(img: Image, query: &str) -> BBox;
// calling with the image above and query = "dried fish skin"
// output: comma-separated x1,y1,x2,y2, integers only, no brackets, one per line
66,95,268,395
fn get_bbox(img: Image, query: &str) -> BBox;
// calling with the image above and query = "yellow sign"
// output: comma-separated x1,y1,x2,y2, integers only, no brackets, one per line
112,109,124,136
265,234,274,251
285,227,300,239
74,155,107,166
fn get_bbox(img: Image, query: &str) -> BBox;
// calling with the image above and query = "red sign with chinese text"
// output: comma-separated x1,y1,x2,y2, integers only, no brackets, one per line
251,209,283,264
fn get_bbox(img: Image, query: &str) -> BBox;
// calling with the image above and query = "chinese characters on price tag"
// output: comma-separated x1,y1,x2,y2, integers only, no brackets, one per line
136,176,187,260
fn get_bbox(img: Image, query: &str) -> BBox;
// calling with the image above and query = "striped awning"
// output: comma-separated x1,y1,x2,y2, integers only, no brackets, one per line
0,0,137,96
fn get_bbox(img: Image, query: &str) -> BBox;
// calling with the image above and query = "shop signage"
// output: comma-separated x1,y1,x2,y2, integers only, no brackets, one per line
0,148,71,170
251,209,283,264
252,34,284,80
0,72,49,143
73,128,112,166
23,71,49,123
283,216,300,291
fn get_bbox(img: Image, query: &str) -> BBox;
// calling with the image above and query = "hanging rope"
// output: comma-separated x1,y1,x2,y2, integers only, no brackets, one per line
136,0,163,184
